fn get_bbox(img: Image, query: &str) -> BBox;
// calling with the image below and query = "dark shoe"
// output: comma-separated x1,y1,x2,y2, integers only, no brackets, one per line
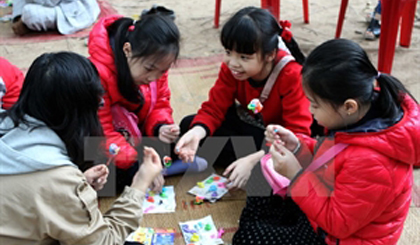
364,18,381,40
11,16,31,36
141,5,176,21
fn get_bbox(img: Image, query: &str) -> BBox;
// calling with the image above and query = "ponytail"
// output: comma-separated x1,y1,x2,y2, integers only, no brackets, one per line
277,20,305,65
280,33,305,65
376,72,415,119
108,17,144,104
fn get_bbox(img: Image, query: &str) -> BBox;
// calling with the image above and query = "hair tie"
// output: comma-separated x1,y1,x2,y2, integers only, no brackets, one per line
279,20,293,42
376,72,381,79
128,20,136,32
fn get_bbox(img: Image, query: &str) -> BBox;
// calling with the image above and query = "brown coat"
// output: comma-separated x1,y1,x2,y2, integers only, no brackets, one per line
0,166,145,245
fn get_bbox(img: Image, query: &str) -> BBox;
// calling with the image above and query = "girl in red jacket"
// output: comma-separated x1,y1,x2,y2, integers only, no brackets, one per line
259,39,420,244
88,13,186,192
0,57,24,110
176,7,313,191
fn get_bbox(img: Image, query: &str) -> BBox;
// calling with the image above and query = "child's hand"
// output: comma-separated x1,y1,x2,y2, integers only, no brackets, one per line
84,164,109,191
265,125,299,152
270,140,302,180
223,157,254,190
159,124,180,143
131,147,163,192
175,126,206,163
149,173,165,193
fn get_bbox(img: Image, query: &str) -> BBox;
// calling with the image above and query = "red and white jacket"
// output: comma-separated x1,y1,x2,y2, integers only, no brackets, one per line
0,57,23,110
192,50,312,136
291,95,420,244
88,16,174,169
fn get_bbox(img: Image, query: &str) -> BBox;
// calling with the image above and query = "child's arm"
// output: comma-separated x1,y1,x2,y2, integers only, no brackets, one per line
290,150,395,239
191,63,237,136
278,62,312,136
175,64,237,162
0,58,24,109
143,72,174,137
223,150,265,189
45,147,162,245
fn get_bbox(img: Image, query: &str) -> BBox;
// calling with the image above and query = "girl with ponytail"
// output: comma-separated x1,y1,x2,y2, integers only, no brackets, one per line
176,7,313,190
88,12,181,192
261,39,420,244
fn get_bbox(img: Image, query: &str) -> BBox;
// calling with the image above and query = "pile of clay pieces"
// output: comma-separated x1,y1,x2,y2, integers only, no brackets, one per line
179,215,224,245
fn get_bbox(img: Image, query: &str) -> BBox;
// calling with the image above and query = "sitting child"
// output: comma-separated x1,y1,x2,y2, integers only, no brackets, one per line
0,52,163,244
12,0,100,35
236,39,419,244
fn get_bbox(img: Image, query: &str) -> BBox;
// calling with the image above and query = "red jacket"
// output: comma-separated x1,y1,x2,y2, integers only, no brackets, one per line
291,96,419,245
0,57,23,110
192,50,312,136
88,16,174,168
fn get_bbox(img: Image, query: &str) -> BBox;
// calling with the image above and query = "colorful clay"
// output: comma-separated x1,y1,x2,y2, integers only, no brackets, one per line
247,98,263,114
163,156,172,167
197,182,205,188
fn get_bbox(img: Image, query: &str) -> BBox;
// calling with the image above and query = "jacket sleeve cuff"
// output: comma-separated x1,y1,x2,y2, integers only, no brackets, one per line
287,169,304,197
153,124,165,137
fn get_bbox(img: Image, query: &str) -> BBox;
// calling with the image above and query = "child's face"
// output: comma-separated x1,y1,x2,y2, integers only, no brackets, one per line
127,54,175,86
223,49,270,81
305,92,349,131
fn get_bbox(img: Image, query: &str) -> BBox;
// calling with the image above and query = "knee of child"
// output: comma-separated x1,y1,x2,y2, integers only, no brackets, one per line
21,4,56,31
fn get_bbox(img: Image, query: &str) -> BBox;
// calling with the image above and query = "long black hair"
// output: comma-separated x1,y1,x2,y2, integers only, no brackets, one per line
108,13,180,104
0,52,104,169
221,6,305,64
302,39,412,120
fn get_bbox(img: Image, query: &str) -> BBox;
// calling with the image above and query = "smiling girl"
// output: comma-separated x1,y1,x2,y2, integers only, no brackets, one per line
176,7,312,190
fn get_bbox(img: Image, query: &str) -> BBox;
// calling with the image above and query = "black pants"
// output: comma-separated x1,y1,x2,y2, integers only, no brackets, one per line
180,106,266,167
233,196,326,245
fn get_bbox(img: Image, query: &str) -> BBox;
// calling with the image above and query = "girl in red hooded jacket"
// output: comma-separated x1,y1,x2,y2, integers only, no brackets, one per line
259,39,420,245
88,12,187,192
175,7,313,191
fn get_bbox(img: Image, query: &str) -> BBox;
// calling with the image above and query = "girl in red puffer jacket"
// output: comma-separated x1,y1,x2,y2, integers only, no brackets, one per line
261,39,420,245
176,7,314,192
88,12,203,192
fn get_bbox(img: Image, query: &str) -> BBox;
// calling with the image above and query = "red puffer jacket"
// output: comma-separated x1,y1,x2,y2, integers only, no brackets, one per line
192,50,312,136
291,95,419,245
0,57,23,110
88,16,174,169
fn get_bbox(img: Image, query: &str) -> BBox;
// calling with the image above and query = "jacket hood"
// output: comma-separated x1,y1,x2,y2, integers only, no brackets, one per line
88,15,122,74
0,113,76,175
337,95,420,166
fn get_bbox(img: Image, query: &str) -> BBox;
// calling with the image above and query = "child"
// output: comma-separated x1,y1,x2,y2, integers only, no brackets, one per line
0,52,163,244
0,57,24,110
258,39,419,244
88,12,203,192
364,1,381,40
12,0,100,35
176,7,312,190
0,57,108,191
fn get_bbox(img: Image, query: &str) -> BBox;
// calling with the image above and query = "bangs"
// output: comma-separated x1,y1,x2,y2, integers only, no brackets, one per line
221,16,260,54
